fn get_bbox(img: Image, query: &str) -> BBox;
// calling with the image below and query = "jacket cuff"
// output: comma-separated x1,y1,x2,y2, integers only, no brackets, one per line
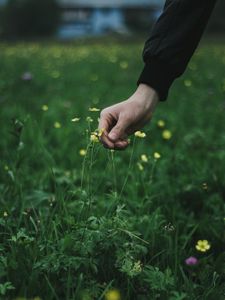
137,57,176,101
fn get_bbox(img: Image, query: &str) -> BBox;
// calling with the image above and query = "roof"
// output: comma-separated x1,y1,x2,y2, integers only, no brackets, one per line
58,0,164,8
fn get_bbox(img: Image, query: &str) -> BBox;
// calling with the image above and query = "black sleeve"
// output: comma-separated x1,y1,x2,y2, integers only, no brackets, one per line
137,0,217,101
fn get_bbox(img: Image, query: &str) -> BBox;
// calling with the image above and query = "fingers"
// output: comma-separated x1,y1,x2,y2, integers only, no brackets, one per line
98,106,131,150
108,115,128,142
98,111,115,149
114,139,129,150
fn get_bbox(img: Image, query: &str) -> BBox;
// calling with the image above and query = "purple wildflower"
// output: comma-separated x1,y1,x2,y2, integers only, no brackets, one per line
185,256,198,266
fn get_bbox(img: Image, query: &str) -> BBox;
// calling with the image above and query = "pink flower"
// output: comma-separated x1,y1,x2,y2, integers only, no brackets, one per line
21,72,33,81
185,256,198,266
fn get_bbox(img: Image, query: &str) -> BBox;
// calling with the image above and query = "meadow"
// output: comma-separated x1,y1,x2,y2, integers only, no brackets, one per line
0,39,225,300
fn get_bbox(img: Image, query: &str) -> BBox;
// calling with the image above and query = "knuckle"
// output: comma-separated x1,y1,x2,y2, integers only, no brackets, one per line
100,109,108,117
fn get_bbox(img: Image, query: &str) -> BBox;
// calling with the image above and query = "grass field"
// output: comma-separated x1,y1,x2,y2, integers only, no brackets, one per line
0,39,225,300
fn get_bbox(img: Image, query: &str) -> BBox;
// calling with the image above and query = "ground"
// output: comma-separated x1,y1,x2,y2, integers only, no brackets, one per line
0,39,225,300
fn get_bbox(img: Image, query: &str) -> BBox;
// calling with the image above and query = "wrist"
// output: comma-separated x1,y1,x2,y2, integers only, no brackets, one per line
136,83,159,101
131,83,159,110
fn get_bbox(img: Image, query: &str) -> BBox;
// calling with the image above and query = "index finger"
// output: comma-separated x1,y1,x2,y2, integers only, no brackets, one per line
98,113,115,149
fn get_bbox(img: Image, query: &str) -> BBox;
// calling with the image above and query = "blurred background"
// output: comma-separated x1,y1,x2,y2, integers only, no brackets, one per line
0,0,224,40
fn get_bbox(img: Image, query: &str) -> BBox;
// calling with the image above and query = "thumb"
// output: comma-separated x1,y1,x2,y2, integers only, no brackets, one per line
108,116,127,142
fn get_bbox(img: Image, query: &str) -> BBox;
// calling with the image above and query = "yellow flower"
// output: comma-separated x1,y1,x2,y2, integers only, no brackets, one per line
86,116,94,122
54,122,61,128
71,117,80,122
42,104,48,111
157,120,165,128
90,133,99,143
79,149,87,156
133,260,142,273
162,129,172,140
184,79,192,87
202,182,208,190
141,154,148,163
134,131,146,138
4,165,9,171
89,107,100,112
137,162,144,171
105,289,121,300
98,128,105,137
154,152,161,159
120,61,128,69
3,211,8,217
195,240,211,252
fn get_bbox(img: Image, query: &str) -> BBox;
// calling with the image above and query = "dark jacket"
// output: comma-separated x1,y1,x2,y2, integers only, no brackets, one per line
137,0,218,101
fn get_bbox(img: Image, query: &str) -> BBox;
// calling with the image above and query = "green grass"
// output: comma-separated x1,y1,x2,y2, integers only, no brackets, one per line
0,40,225,300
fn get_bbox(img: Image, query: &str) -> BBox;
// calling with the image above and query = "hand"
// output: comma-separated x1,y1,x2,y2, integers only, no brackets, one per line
98,84,159,150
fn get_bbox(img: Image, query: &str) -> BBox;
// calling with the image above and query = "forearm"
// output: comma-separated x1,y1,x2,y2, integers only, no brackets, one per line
138,0,218,101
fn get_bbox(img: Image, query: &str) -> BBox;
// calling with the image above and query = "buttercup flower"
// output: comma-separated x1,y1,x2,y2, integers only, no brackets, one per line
162,129,172,140
120,61,128,69
134,131,146,138
202,182,208,190
71,117,80,122
185,256,198,266
141,154,148,162
90,133,99,143
42,105,48,111
157,120,165,128
133,260,142,273
137,162,144,171
105,289,121,300
97,128,105,137
184,79,192,87
195,240,211,252
54,122,61,129
86,116,93,122
154,152,161,159
79,149,87,156
89,107,100,112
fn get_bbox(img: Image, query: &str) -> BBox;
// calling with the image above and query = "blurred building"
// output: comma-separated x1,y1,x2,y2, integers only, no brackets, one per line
57,0,164,39
0,0,164,39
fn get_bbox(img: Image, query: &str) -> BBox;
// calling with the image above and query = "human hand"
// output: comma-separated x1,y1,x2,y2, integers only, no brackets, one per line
98,84,159,150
